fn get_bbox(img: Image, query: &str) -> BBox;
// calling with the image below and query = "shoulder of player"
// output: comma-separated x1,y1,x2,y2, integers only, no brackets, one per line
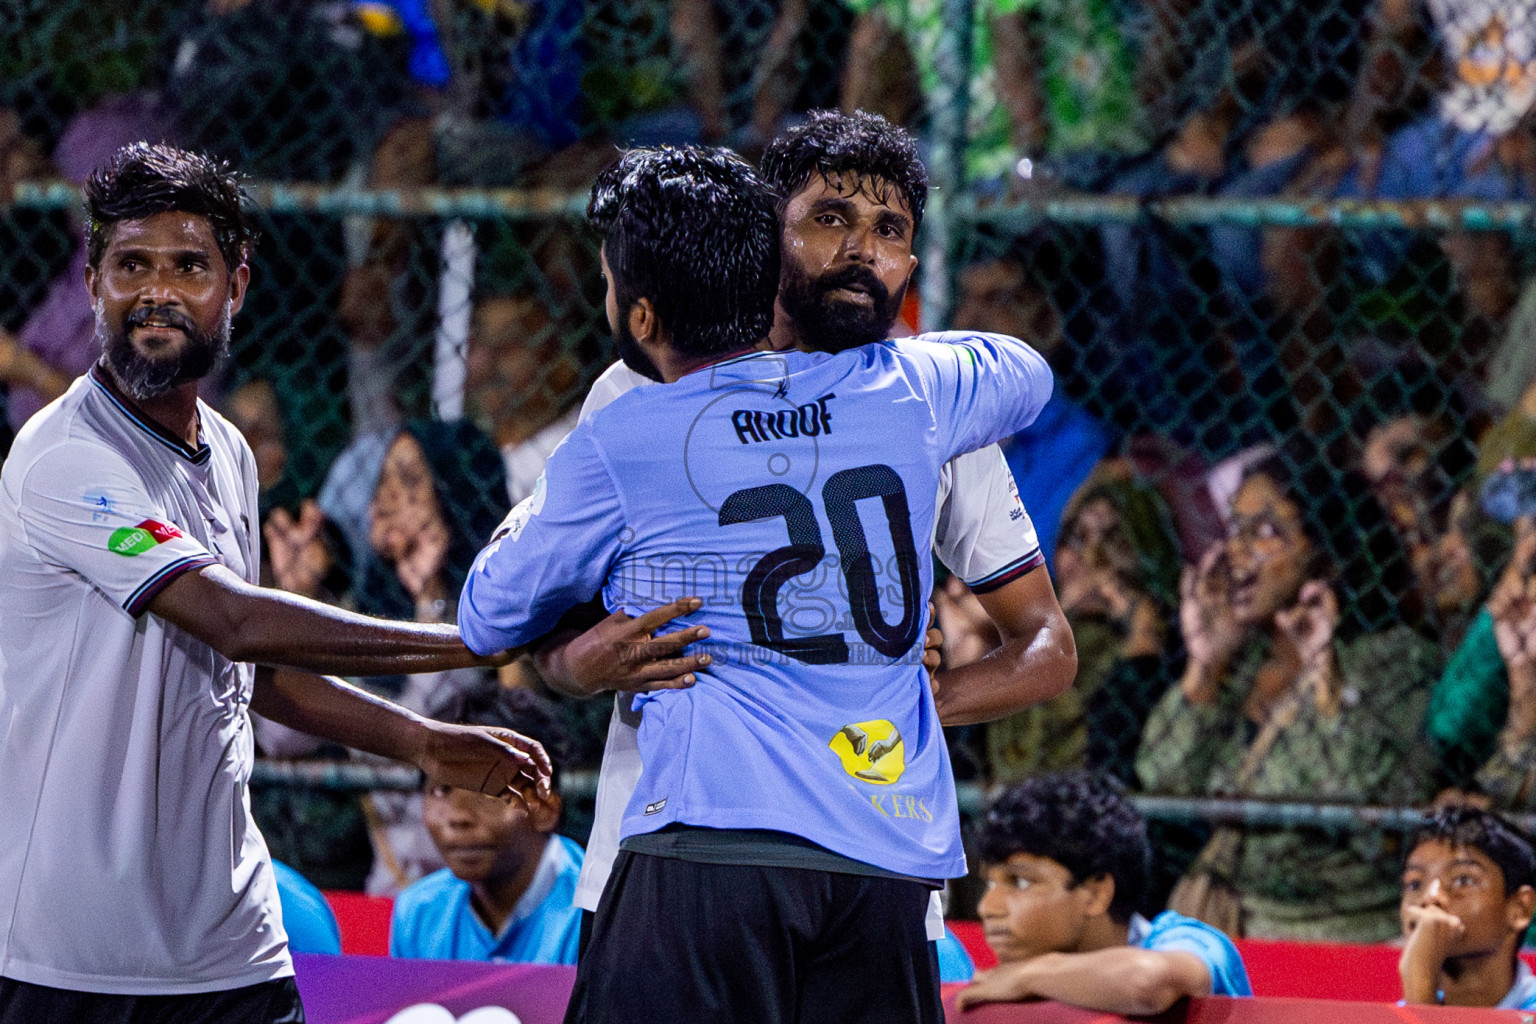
395,867,467,910
3,407,139,496
889,330,1025,353
580,360,652,422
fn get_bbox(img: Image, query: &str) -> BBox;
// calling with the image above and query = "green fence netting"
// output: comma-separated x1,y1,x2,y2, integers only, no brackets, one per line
5,0,1536,931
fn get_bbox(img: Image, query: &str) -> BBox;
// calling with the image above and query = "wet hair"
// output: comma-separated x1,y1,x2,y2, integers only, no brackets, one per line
431,681,573,785
978,770,1150,924
1243,440,1420,639
83,142,255,273
1408,806,1536,897
587,145,780,359
760,109,928,233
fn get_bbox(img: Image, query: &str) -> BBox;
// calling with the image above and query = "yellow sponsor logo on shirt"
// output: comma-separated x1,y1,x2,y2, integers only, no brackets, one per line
829,720,905,785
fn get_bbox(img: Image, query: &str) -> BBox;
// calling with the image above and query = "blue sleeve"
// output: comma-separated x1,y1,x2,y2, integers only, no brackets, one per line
271,860,342,956
458,424,626,654
935,927,975,982
892,331,1054,462
1144,912,1253,997
389,884,430,959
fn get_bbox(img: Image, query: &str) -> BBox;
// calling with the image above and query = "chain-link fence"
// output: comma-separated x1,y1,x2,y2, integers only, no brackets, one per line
5,0,1536,938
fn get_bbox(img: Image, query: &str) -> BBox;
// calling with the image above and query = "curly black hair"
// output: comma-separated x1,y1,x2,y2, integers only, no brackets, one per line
83,142,256,274
1408,806,1536,897
759,109,928,233
588,145,780,359
978,770,1151,924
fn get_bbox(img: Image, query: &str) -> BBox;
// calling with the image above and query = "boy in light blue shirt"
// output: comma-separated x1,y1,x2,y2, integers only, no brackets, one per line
957,771,1251,1014
1399,807,1536,1010
390,686,582,965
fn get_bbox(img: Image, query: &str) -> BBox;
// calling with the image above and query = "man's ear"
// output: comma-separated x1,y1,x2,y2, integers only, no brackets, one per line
1506,883,1535,935
626,296,659,346
85,263,98,302
227,262,250,318
1078,873,1116,919
527,789,562,833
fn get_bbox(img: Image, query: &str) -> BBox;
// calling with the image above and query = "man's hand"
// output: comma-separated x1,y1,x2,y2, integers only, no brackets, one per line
536,596,713,698
955,960,1041,1011
925,599,942,699
413,719,553,809
1399,896,1464,1004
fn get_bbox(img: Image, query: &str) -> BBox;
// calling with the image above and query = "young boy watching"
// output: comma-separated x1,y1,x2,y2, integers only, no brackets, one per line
956,770,1251,1014
1399,806,1536,1009
389,685,583,964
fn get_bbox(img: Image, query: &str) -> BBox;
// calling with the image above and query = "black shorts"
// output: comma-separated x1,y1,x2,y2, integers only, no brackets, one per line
564,851,942,1024
0,975,304,1024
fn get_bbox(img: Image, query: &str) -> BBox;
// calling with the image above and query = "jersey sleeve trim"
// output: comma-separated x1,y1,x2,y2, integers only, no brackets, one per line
124,554,219,615
966,548,1045,594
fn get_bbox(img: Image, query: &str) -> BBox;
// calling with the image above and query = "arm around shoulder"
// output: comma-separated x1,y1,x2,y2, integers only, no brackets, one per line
934,567,1077,726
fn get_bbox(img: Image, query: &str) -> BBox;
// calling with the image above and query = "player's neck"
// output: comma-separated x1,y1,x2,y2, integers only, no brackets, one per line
95,360,201,447
768,297,805,352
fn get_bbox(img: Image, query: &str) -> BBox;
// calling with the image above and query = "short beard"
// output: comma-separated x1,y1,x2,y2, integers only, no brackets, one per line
614,314,663,382
778,261,904,354
97,302,231,400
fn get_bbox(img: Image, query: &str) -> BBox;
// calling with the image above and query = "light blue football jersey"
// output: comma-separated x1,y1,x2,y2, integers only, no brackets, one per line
460,333,1052,880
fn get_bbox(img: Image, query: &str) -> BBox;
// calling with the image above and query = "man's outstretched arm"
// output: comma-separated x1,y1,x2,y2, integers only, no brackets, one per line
934,567,1077,727
149,562,507,677
250,666,551,804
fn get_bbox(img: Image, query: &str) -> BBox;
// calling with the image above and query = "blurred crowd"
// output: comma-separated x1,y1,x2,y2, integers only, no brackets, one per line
4,0,1536,955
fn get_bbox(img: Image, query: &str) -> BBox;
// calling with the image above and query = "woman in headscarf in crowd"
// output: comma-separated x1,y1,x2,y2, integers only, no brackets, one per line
1137,442,1441,941
353,418,510,896
946,458,1182,785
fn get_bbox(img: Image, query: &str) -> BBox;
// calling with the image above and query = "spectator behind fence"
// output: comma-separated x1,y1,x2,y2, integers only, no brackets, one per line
956,459,1180,786
1398,807,1536,1009
4,93,177,436
955,770,1251,1015
354,419,511,896
1137,443,1441,941
1425,388,1536,787
390,683,582,964
1342,0,1536,204
464,292,582,507
839,0,1148,190
950,250,1115,573
1346,350,1486,644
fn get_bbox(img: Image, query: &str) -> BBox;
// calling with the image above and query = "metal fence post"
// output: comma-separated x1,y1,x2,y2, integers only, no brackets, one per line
919,0,974,333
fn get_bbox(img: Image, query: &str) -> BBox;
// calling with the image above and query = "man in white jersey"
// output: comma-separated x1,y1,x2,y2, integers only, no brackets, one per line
531,111,1077,943
459,146,1056,1022
0,143,550,1024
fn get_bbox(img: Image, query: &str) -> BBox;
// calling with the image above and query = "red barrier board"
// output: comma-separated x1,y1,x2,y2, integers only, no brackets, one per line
940,992,1536,1022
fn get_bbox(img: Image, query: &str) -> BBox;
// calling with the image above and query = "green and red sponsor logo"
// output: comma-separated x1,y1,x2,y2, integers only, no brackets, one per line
108,518,183,556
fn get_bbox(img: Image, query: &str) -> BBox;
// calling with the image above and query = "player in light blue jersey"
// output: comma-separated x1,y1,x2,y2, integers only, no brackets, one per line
458,146,1052,1024
537,111,1079,972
